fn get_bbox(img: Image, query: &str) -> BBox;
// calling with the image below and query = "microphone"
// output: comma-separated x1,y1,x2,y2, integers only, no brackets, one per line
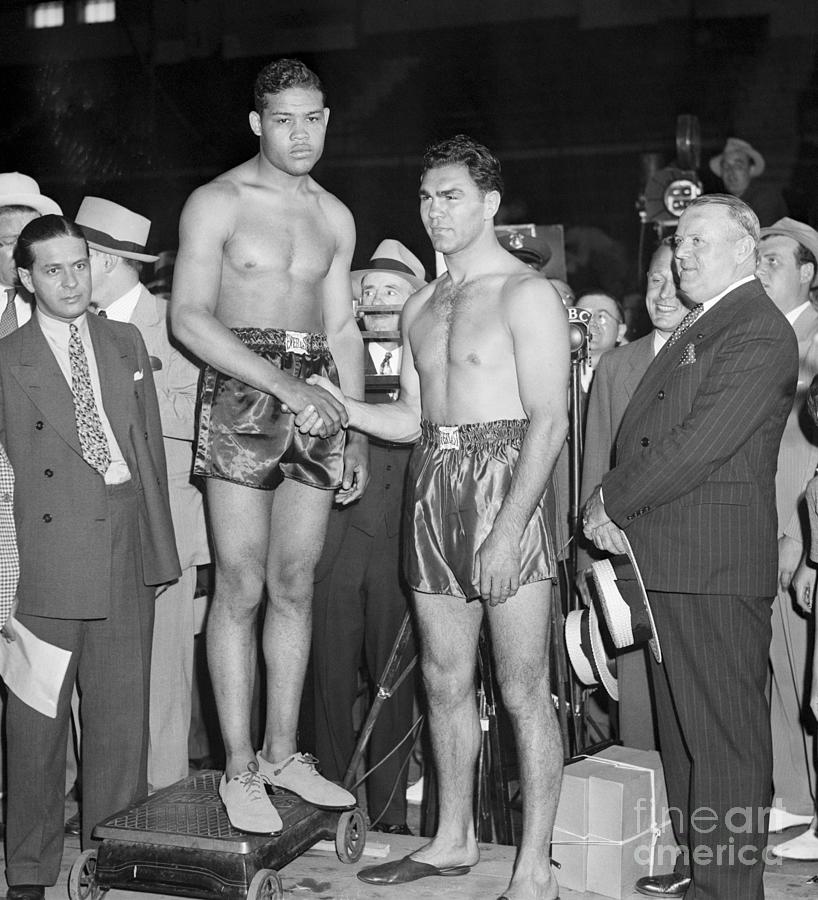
567,307,591,357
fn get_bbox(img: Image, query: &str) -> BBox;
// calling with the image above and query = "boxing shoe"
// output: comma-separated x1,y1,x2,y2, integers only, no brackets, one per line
256,751,355,808
219,761,282,834
768,806,814,833
770,819,818,860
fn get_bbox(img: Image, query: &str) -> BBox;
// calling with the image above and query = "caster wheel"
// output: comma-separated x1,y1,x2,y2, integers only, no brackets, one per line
335,807,366,863
246,868,283,900
68,849,102,900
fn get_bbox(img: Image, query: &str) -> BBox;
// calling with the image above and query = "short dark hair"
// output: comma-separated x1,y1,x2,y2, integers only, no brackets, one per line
253,58,325,113
422,135,504,197
14,214,87,271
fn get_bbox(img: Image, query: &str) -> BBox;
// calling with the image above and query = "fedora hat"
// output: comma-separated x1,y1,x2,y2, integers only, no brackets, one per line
589,535,662,663
0,172,61,216
709,137,765,178
352,239,426,294
760,217,818,288
565,606,618,701
75,197,158,263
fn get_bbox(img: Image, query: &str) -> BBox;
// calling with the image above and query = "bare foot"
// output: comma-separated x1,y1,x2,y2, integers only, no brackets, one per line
500,865,559,900
409,838,480,871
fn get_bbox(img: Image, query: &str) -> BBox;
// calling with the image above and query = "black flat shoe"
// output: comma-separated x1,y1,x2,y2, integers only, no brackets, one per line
357,855,471,885
635,873,692,897
369,822,413,836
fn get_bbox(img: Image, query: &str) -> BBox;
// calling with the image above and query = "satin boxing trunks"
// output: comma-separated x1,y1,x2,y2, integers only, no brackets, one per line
194,328,344,490
405,419,558,600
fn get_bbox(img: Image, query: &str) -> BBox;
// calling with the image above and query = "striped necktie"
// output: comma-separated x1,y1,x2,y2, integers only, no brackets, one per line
69,324,111,476
379,351,393,375
0,289,18,338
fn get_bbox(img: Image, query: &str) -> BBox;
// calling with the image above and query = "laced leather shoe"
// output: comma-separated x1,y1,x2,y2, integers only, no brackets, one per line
256,751,355,808
218,761,282,834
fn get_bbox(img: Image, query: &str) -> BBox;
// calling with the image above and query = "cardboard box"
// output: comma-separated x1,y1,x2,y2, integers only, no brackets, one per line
552,745,676,899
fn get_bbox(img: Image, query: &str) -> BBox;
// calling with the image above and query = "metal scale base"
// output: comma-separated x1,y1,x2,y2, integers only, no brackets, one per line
68,771,365,900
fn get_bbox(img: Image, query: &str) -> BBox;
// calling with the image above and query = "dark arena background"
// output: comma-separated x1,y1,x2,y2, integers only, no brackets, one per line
1,0,817,291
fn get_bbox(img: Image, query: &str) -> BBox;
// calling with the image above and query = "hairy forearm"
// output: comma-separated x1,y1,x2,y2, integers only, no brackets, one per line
345,396,421,443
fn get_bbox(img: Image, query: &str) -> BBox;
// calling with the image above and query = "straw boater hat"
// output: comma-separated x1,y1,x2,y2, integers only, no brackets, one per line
760,217,818,288
74,197,158,263
589,535,662,663
351,240,426,294
0,172,61,215
709,137,766,178
565,606,618,701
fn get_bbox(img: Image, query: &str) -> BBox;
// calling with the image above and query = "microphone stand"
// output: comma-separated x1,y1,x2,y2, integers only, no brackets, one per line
563,311,591,755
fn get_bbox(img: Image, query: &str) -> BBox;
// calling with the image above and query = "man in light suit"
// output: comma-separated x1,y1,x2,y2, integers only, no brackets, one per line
76,197,210,791
0,173,61,337
577,240,687,750
584,194,798,899
311,240,424,834
753,218,818,856
0,214,180,900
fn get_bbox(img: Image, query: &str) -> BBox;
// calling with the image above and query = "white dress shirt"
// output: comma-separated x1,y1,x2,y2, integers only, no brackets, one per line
369,342,402,375
37,310,130,485
100,283,141,323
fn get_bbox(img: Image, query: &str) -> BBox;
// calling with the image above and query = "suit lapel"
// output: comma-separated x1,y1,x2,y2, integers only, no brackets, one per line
88,314,135,453
8,317,83,455
129,286,161,331
622,336,654,400
621,280,761,432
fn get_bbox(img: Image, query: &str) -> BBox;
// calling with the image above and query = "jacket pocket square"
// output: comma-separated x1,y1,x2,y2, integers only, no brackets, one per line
679,343,696,366
133,369,144,381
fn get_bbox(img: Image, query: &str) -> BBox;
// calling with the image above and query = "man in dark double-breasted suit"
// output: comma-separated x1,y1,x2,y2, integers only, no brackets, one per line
0,214,179,900
584,195,798,899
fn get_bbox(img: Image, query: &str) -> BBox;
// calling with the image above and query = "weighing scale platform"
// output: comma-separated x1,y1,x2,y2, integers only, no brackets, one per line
68,770,365,900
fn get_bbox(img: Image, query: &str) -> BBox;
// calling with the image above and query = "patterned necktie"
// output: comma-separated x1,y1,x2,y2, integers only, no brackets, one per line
0,289,18,338
69,324,111,476
379,351,393,375
665,303,704,348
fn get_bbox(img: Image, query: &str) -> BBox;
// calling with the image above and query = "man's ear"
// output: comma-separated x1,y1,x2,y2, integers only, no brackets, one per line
249,110,261,137
323,107,330,127
17,267,33,294
617,322,628,344
484,190,501,220
800,262,815,288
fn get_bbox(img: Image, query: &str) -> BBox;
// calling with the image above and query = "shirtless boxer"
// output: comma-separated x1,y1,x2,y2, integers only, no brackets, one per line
309,135,568,900
171,58,367,834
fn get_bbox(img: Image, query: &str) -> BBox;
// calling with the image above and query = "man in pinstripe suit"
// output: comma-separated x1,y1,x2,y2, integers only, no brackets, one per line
584,194,798,899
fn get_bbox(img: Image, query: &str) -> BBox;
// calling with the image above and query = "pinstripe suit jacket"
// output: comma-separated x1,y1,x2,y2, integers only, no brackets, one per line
601,278,797,597
775,302,818,541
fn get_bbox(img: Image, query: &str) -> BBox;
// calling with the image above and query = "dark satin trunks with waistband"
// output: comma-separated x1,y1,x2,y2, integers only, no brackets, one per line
193,328,344,490
404,418,558,600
